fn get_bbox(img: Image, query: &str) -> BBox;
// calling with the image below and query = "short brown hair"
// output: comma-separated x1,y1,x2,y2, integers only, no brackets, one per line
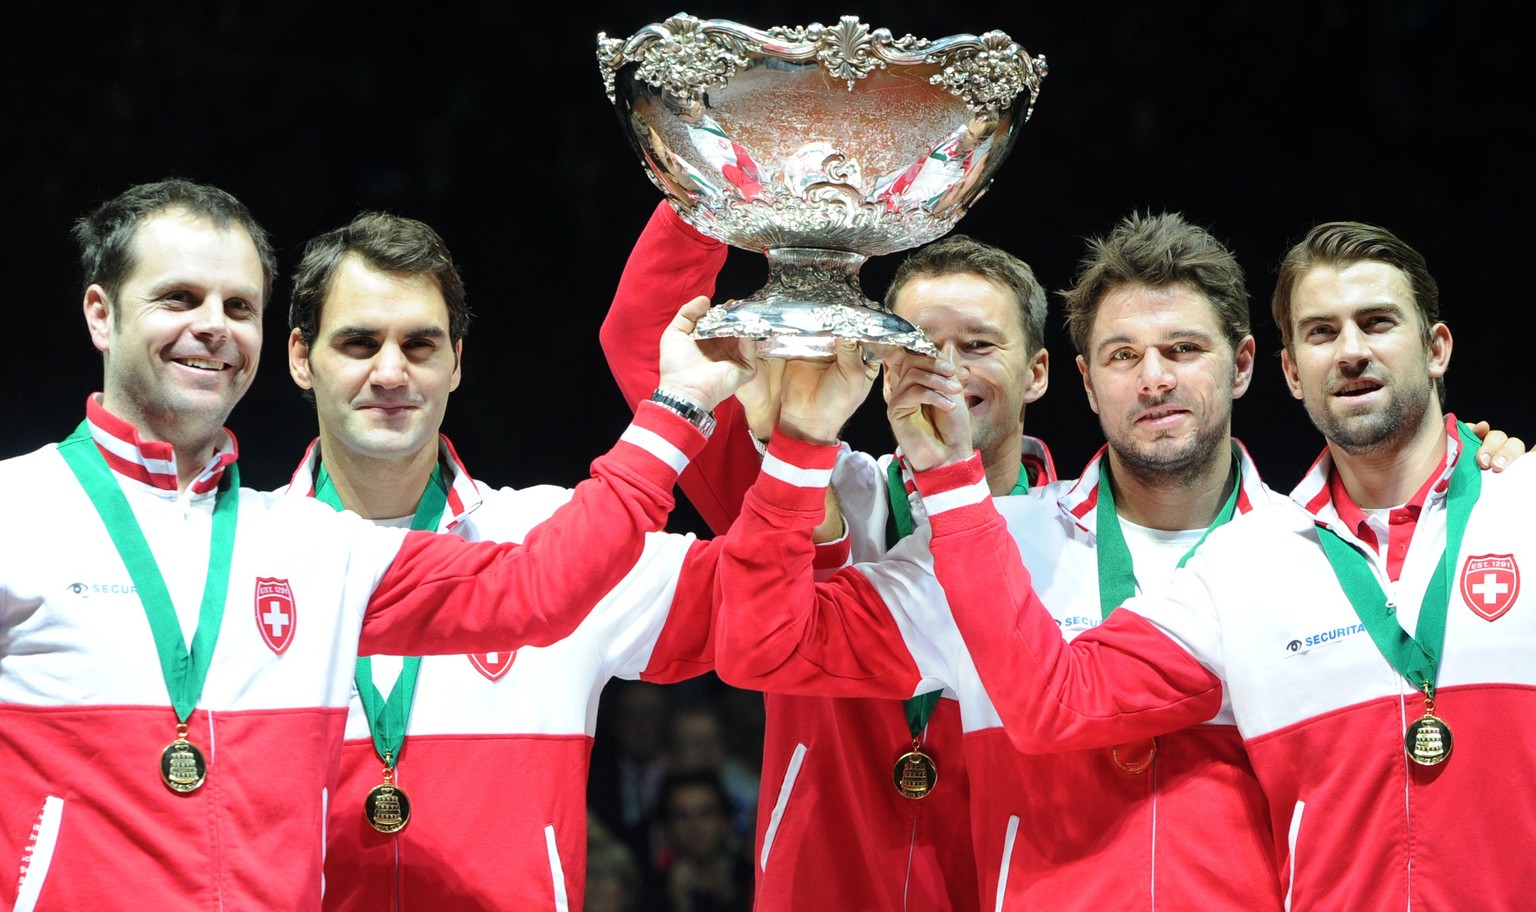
289,211,470,347
1271,221,1443,405
1062,212,1249,356
885,234,1048,354
73,178,276,308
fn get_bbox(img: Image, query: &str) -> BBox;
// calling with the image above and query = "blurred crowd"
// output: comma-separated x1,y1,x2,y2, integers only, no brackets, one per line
586,677,762,912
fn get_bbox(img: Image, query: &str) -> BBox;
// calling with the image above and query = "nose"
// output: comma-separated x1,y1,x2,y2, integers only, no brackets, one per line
369,343,409,389
1334,321,1370,367
189,298,231,343
1136,348,1176,395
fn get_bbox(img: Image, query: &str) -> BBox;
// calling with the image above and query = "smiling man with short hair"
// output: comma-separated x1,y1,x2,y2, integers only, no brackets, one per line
0,180,753,911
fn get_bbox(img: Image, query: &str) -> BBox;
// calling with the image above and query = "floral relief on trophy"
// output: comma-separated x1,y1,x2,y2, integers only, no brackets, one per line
599,13,1046,358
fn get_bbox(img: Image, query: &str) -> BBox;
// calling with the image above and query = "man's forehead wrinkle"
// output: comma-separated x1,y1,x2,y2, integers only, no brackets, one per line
1093,326,1218,352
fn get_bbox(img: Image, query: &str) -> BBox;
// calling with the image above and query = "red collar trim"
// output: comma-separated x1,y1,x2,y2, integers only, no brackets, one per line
1310,413,1460,527
1062,440,1270,532
284,434,483,530
84,394,237,495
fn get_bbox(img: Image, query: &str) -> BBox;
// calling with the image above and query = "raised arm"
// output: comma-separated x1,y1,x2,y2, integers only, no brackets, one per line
884,349,1224,752
365,298,755,655
915,457,1223,751
714,346,948,698
601,201,760,533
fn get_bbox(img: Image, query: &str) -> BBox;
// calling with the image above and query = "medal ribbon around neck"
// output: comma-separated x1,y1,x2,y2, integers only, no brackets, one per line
314,460,449,767
1095,447,1242,617
886,457,1030,738
1314,423,1479,706
1092,446,1240,774
58,422,239,724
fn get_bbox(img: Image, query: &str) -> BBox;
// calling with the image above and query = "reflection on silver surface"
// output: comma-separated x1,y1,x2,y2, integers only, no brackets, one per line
599,13,1046,357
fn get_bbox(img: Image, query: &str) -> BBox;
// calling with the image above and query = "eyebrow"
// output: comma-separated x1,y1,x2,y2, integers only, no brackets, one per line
329,324,449,340
145,278,263,304
925,320,1008,339
1293,302,1406,331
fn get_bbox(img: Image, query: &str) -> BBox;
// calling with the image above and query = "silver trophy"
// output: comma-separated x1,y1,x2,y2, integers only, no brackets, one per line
598,13,1046,358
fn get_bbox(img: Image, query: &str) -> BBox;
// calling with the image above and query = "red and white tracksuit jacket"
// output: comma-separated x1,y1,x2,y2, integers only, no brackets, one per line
0,397,704,912
916,418,1536,911
284,436,721,912
717,435,1285,910
606,201,1057,910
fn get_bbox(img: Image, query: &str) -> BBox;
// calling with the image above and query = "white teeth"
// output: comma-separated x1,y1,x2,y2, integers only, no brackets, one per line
180,358,226,371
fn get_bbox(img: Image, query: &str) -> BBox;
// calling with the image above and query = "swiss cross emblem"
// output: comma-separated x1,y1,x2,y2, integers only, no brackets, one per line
1460,554,1520,621
468,651,515,681
255,578,297,654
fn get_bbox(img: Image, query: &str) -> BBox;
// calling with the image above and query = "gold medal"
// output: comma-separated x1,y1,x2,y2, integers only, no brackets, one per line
365,764,411,833
160,723,206,794
893,742,938,799
1406,713,1453,766
1110,737,1158,775
1405,687,1453,767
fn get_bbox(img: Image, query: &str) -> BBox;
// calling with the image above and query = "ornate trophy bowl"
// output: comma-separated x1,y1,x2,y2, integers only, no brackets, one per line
599,13,1046,358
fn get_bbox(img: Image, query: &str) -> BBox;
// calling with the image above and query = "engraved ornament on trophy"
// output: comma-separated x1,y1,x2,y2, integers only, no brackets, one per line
599,13,1046,357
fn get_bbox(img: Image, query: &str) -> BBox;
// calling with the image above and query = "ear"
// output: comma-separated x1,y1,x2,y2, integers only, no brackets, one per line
1020,348,1049,407
449,339,464,393
84,285,112,354
1076,354,1100,415
288,328,314,390
1280,346,1304,400
1230,334,1257,401
1427,322,1452,379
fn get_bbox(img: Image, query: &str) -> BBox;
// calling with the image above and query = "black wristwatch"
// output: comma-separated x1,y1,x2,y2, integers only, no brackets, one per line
650,388,717,438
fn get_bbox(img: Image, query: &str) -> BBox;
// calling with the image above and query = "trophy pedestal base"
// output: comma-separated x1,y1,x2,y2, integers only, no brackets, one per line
691,247,937,359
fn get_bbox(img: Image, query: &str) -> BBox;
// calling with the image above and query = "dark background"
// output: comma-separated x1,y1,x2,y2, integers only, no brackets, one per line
6,1,1532,519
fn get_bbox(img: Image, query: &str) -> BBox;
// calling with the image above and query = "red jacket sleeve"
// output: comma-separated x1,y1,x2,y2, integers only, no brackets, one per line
713,430,926,698
916,456,1224,752
360,402,706,655
600,200,760,534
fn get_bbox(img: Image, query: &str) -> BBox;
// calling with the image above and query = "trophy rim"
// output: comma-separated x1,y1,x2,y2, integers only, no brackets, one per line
598,13,1047,114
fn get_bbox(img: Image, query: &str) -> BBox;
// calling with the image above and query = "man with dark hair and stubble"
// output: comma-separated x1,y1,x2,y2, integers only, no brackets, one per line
284,212,877,910
714,212,1286,910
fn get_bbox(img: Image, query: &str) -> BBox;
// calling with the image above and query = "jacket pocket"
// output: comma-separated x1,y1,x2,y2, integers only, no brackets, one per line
544,823,571,912
15,795,64,912
758,742,808,873
1283,799,1305,912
